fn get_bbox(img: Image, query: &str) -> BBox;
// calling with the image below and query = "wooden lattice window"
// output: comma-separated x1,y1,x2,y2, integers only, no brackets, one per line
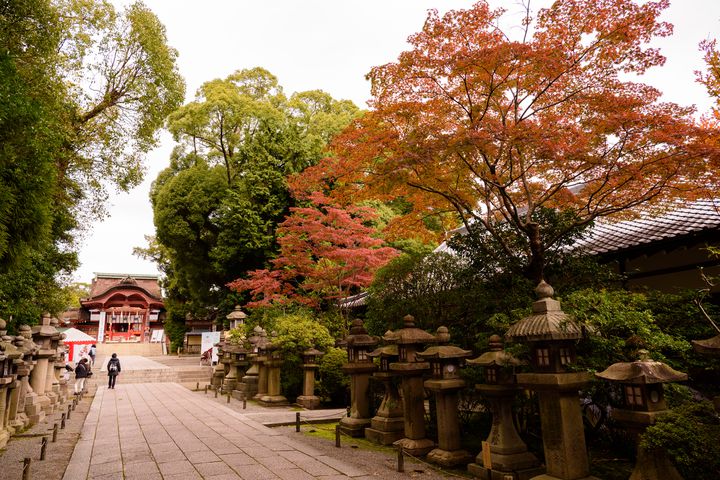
559,347,573,365
486,368,497,383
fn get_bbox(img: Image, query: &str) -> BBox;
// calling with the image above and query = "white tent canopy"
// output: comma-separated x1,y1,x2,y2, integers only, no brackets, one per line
60,327,95,342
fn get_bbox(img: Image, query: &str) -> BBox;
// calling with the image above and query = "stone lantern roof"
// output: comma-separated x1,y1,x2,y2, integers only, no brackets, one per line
467,335,523,367
226,305,247,322
596,352,687,384
417,345,473,360
368,344,398,358
303,347,323,357
505,281,585,342
691,334,720,356
344,319,378,348
32,313,57,338
383,315,437,345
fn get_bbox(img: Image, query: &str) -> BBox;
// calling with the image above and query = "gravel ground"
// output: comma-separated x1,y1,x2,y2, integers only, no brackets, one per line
0,382,97,480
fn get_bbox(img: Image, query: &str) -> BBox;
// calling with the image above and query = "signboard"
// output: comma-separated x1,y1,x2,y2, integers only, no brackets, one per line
97,311,106,343
201,331,222,364
481,441,492,469
150,329,165,343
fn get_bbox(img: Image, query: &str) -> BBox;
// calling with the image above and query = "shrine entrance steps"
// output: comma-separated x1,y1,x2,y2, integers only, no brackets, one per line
96,342,164,357
92,355,212,387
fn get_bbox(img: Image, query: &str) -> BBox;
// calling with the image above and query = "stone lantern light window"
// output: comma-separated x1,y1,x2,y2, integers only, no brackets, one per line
536,347,550,367
485,366,498,383
398,346,406,361
357,349,368,362
432,361,442,378
625,385,644,408
559,347,573,365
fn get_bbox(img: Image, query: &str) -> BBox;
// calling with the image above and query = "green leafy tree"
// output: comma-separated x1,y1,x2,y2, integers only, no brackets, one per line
0,0,183,330
151,70,359,326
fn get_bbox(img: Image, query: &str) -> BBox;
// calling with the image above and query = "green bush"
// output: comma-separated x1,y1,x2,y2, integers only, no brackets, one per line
641,401,720,480
318,347,349,406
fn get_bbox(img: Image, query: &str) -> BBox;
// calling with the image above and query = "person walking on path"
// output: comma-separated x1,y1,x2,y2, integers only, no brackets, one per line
107,353,121,389
74,358,90,394
88,344,96,366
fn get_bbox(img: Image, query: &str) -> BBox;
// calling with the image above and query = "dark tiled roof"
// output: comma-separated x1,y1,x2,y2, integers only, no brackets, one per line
573,200,720,255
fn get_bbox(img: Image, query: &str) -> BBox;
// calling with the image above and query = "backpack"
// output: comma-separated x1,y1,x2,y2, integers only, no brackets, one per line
108,362,118,373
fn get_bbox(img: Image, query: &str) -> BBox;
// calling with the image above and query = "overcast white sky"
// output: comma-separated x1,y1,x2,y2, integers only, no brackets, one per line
73,0,720,282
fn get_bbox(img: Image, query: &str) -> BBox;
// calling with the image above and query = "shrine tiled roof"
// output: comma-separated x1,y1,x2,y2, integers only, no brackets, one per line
573,200,720,255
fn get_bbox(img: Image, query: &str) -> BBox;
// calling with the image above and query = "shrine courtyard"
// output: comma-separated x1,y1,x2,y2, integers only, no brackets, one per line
51,354,439,480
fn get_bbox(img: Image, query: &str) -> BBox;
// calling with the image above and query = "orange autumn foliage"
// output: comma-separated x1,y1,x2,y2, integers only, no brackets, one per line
294,0,719,282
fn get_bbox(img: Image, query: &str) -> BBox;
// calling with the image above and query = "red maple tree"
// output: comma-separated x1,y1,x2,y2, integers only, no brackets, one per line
228,192,398,308
294,0,719,282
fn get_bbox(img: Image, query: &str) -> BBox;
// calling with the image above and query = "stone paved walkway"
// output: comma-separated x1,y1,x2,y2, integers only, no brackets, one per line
97,355,170,372
63,383,370,480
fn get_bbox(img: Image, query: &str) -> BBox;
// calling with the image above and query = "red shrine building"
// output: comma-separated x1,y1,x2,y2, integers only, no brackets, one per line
70,273,165,342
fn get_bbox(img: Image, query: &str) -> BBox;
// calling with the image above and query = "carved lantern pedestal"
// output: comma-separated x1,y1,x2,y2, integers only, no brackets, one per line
365,344,404,445
467,335,543,480
297,348,323,409
596,352,687,480
258,332,288,406
340,319,378,437
388,315,436,456
506,282,598,480
13,327,36,430
417,328,473,467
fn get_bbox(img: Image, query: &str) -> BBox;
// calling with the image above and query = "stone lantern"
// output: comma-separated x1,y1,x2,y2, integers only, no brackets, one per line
28,313,57,420
505,281,597,480
253,328,270,401
239,325,263,398
223,341,249,394
226,305,247,330
259,332,288,406
365,342,404,445
596,351,687,480
417,327,473,467
466,335,542,479
691,334,720,410
0,319,22,448
211,338,226,391
297,347,323,409
340,318,378,437
15,326,37,428
388,314,437,456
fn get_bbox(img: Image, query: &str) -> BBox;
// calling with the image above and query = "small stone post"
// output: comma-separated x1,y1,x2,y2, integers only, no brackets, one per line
339,319,378,437
297,347,323,409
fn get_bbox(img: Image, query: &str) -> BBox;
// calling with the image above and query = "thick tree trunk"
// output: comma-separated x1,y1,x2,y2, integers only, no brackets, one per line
526,223,545,284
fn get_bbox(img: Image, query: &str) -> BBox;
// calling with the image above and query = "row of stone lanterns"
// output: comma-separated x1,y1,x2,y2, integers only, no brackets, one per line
338,282,691,480
0,314,72,449
211,308,325,409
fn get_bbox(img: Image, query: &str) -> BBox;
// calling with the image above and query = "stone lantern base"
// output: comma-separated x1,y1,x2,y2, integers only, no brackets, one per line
339,416,371,437
365,416,405,445
427,447,472,467
468,457,545,480
394,437,435,456
258,394,288,407
296,395,321,410
25,394,47,426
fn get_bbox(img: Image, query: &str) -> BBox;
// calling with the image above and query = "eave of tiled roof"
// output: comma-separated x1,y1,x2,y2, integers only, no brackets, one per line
573,200,720,255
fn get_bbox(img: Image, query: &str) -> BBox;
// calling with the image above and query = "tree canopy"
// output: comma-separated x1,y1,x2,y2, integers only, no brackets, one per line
296,0,719,282
0,0,184,328
150,69,360,335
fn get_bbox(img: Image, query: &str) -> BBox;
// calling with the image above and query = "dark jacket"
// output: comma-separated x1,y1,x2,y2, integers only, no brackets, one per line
107,358,121,376
75,362,89,379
